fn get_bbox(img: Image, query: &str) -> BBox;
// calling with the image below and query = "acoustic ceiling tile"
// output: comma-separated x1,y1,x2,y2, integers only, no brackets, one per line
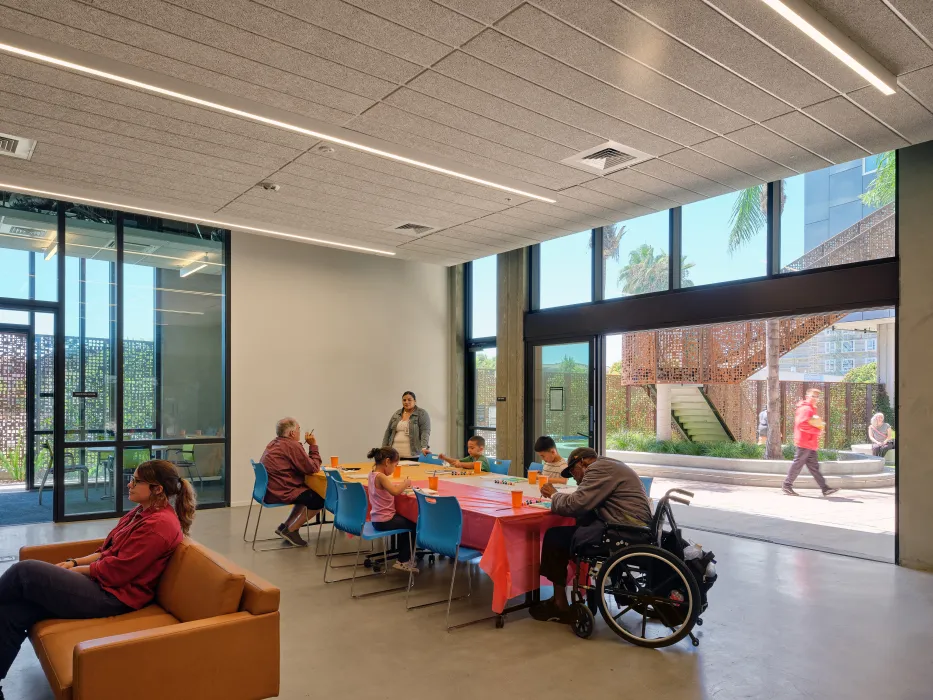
724,125,832,173
431,0,523,25
760,111,868,164
691,138,797,182
340,0,484,46
803,98,910,154
847,86,933,145
629,160,732,198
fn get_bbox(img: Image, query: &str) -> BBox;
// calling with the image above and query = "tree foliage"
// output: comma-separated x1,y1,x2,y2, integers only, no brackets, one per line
842,361,877,383
475,352,496,370
860,151,895,209
617,244,695,295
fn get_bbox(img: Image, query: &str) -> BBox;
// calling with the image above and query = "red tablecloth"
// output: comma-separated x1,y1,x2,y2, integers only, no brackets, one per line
393,480,573,614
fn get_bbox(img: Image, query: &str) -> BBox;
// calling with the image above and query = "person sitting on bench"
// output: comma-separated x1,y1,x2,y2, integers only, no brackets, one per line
532,447,651,625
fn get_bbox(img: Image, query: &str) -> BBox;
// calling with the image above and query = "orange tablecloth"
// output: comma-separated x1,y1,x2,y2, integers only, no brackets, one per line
308,465,572,613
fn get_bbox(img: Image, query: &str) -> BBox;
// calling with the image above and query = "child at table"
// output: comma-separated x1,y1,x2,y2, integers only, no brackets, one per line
439,435,490,472
367,447,419,574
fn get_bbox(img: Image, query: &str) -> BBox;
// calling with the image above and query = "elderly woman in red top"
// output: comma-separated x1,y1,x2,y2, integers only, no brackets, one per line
260,416,323,547
0,459,195,698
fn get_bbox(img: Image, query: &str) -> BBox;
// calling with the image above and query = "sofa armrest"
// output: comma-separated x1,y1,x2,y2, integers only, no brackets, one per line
73,611,279,700
19,539,106,565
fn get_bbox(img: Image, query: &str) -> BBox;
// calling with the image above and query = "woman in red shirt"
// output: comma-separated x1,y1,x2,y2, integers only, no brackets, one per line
0,459,195,698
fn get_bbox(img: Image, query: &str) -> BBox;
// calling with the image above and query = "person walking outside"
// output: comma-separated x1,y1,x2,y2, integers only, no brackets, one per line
783,388,839,497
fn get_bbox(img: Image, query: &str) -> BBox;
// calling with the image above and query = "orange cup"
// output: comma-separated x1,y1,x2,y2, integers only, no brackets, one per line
330,456,339,467
538,476,548,487
473,461,482,474
393,465,402,478
528,471,538,485
511,490,523,508
428,475,439,490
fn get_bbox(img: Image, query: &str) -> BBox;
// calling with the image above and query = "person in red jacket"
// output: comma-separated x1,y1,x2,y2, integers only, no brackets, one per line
783,388,839,497
0,460,195,698
260,417,323,547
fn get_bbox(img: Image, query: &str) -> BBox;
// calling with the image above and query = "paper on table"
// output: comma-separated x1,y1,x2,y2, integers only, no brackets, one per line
399,460,419,466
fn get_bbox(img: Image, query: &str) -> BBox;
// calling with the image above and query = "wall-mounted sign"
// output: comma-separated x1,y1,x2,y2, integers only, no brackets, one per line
496,396,506,402
72,391,98,398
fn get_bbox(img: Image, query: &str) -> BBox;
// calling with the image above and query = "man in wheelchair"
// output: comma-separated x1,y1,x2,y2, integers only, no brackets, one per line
531,447,651,624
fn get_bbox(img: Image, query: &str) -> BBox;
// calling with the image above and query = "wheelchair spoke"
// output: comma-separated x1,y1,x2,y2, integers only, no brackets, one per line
613,606,632,621
641,613,647,638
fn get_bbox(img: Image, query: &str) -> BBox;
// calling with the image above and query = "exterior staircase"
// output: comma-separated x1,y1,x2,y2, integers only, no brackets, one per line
669,385,731,443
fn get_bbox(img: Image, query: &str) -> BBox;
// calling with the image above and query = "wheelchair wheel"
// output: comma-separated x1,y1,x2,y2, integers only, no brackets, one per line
594,545,700,649
572,603,595,639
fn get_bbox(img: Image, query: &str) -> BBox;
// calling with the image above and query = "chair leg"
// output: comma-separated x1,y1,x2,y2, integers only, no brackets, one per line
314,514,327,556
324,526,339,583
242,500,254,542
38,468,49,506
445,554,460,631
83,471,88,502
251,505,264,552
349,537,365,598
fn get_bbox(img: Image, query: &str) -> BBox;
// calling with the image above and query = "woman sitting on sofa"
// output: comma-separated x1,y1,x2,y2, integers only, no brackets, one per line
0,459,195,698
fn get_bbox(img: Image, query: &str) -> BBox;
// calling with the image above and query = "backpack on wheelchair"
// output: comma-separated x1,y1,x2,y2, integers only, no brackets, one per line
567,488,717,648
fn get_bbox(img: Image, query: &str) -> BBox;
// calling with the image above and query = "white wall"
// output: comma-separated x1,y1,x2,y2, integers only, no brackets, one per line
231,234,449,506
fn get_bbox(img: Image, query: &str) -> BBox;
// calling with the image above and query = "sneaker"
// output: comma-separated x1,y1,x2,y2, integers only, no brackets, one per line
274,524,288,540
393,560,419,574
281,529,308,547
529,599,573,624
822,488,840,497
782,486,799,496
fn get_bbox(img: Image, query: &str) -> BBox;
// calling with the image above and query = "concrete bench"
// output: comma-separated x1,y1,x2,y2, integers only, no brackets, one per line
851,443,896,465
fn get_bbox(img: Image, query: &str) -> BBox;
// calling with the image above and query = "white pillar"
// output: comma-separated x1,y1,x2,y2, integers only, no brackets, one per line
656,384,672,440
877,323,895,401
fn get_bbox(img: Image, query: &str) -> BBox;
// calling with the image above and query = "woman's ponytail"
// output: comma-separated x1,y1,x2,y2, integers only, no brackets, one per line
174,478,197,536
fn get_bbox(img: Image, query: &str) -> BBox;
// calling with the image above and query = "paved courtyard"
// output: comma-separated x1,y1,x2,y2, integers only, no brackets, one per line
647,477,895,562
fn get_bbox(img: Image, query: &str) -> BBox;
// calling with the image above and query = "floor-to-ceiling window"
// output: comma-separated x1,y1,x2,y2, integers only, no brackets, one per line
466,255,497,457
0,191,230,524
524,150,898,561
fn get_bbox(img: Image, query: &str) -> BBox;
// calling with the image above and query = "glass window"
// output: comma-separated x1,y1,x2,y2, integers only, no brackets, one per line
470,348,496,457
841,359,855,372
681,187,767,287
825,359,836,372
841,340,854,352
603,211,669,299
538,230,592,309
0,192,58,301
781,152,895,272
470,255,496,339
122,220,226,505
867,338,877,351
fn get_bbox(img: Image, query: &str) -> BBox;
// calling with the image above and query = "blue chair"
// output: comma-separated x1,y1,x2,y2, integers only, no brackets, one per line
242,460,312,552
419,453,444,466
640,476,654,496
314,470,343,557
488,458,511,475
527,462,543,473
324,481,413,598
407,491,485,630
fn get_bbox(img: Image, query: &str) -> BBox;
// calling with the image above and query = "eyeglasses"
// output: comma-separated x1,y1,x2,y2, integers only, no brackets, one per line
129,476,154,487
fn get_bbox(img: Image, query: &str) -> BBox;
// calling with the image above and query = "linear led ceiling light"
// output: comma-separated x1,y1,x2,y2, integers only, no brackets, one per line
759,0,896,95
180,255,208,278
0,181,396,256
0,39,556,204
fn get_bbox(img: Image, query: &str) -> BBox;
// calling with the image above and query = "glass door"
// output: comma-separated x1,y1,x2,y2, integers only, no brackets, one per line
530,340,596,459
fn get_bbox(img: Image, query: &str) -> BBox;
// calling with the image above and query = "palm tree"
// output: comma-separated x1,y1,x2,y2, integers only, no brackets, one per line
861,151,895,208
618,245,695,295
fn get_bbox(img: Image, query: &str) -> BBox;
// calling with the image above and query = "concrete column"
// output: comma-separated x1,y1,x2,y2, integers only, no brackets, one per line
496,249,527,476
877,322,895,401
656,384,672,440
897,141,933,570
447,265,465,456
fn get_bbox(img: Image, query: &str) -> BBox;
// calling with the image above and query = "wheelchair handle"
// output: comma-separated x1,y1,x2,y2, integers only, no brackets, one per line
669,488,694,498
668,496,691,506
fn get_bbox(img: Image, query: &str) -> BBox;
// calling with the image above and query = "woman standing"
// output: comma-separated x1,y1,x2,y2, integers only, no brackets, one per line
0,460,196,699
382,391,431,459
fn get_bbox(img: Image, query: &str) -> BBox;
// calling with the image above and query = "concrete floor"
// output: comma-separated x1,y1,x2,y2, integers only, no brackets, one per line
2,507,933,700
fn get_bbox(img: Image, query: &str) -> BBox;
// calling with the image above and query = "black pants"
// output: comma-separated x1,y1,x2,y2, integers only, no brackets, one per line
872,440,895,457
0,560,130,679
540,522,607,587
373,515,417,563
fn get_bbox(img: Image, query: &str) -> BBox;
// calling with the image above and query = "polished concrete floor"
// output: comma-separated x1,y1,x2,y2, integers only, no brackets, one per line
2,507,933,700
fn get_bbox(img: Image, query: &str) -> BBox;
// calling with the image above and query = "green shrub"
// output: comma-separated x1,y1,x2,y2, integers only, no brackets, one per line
607,430,839,461
0,434,27,481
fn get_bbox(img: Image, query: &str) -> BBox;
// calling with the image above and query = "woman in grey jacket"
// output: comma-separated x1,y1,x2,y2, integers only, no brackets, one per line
382,391,431,459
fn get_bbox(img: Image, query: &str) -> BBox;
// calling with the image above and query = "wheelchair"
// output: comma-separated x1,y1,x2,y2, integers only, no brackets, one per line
567,488,708,648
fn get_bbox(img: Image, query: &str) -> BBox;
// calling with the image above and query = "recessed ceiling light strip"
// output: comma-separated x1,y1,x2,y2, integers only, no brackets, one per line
0,37,557,204
0,181,397,256
759,0,896,95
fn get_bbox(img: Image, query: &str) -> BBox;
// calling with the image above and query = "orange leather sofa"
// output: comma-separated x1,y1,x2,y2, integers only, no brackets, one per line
19,538,280,700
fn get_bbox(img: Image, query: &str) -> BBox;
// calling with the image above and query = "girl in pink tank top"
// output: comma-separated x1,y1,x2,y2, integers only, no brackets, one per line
367,447,419,573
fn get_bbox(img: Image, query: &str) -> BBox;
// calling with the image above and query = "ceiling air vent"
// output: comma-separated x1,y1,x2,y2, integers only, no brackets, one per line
106,240,159,255
0,132,37,161
384,222,437,236
560,140,652,175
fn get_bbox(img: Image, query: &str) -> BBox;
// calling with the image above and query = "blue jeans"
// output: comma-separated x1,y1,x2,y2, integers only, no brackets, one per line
0,560,130,679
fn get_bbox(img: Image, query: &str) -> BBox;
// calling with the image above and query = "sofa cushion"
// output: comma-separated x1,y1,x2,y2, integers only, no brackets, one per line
31,605,169,641
156,539,246,622
30,607,178,700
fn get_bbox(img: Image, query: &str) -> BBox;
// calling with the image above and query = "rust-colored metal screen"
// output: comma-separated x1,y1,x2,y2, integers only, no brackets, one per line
618,314,846,385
